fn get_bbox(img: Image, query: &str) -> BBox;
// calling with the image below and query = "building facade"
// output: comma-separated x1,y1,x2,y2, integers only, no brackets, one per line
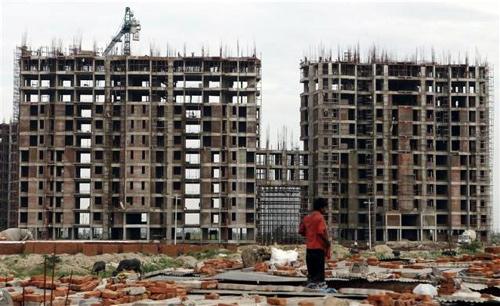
300,57,492,242
0,123,11,230
17,47,261,242
13,45,493,243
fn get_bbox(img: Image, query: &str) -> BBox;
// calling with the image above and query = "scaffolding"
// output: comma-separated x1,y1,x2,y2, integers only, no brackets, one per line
7,47,21,229
257,185,304,245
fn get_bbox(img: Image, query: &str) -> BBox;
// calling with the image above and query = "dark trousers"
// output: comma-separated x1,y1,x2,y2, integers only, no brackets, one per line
306,249,325,283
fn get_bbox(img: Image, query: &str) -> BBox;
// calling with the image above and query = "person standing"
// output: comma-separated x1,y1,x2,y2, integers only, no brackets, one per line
299,198,331,289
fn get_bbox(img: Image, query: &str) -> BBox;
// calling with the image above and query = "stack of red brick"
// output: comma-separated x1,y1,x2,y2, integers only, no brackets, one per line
8,275,75,305
485,246,500,254
196,259,243,275
6,275,214,306
466,259,500,280
365,292,438,306
254,262,269,272
438,271,458,296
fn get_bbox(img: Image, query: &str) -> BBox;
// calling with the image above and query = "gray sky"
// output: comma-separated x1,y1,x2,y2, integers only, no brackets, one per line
1,0,499,229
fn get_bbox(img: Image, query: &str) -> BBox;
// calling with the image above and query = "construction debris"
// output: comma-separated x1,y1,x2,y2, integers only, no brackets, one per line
0,245,500,305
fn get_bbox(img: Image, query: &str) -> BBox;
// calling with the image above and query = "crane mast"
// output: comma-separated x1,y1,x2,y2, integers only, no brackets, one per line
104,7,141,56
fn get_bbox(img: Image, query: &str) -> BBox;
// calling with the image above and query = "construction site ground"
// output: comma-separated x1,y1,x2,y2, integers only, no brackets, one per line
1,242,500,306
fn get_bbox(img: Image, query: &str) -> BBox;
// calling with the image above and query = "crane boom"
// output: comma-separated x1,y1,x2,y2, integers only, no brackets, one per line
104,7,141,56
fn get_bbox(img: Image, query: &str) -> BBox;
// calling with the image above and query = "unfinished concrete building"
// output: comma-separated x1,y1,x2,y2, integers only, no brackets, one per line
0,123,11,230
300,54,492,242
16,45,261,242
255,148,309,244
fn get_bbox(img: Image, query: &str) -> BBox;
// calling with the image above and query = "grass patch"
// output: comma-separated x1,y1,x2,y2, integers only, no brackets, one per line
142,256,182,273
187,248,230,260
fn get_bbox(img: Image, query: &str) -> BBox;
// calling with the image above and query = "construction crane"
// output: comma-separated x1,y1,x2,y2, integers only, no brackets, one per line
104,7,141,56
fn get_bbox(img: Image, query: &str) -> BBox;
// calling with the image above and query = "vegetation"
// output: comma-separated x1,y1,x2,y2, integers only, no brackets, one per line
187,248,231,260
43,254,61,270
490,232,500,245
141,256,182,273
459,240,483,254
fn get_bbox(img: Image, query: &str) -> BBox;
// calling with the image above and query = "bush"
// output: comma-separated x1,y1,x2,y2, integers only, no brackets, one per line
459,240,483,254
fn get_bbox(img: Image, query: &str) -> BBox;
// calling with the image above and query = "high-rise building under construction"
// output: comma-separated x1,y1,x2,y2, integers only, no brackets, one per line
300,54,492,242
16,46,261,242
8,8,493,243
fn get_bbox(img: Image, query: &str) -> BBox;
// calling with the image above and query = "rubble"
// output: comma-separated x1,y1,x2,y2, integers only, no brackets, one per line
330,244,350,260
373,245,394,259
239,245,271,267
195,258,243,276
2,244,500,305
176,256,199,269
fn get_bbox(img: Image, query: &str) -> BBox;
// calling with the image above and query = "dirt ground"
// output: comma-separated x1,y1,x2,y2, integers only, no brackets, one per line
0,241,469,278
0,248,238,278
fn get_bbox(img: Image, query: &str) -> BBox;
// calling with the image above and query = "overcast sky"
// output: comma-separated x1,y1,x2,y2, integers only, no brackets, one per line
1,0,499,229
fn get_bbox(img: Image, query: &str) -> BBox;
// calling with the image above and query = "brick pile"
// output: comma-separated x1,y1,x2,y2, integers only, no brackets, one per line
365,292,438,306
195,259,243,276
254,262,269,272
466,258,500,280
272,265,297,277
438,271,458,296
6,275,214,306
485,246,500,254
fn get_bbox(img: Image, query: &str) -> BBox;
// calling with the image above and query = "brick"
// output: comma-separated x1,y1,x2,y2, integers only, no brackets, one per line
66,275,94,285
267,297,287,306
205,292,220,300
53,287,68,297
148,286,175,294
442,271,457,279
298,301,314,306
23,287,35,294
367,257,380,266
84,290,102,298
254,262,269,272
485,246,500,254
201,280,218,289
30,275,47,282
73,279,100,292
0,276,14,282
150,293,167,300
106,283,126,291
101,289,122,299
10,292,23,302
198,266,217,275
30,280,57,289
24,293,48,303
52,297,72,306
102,299,120,306
176,287,187,297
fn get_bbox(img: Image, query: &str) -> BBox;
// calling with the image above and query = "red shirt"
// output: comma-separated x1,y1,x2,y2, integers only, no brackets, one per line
299,211,328,251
